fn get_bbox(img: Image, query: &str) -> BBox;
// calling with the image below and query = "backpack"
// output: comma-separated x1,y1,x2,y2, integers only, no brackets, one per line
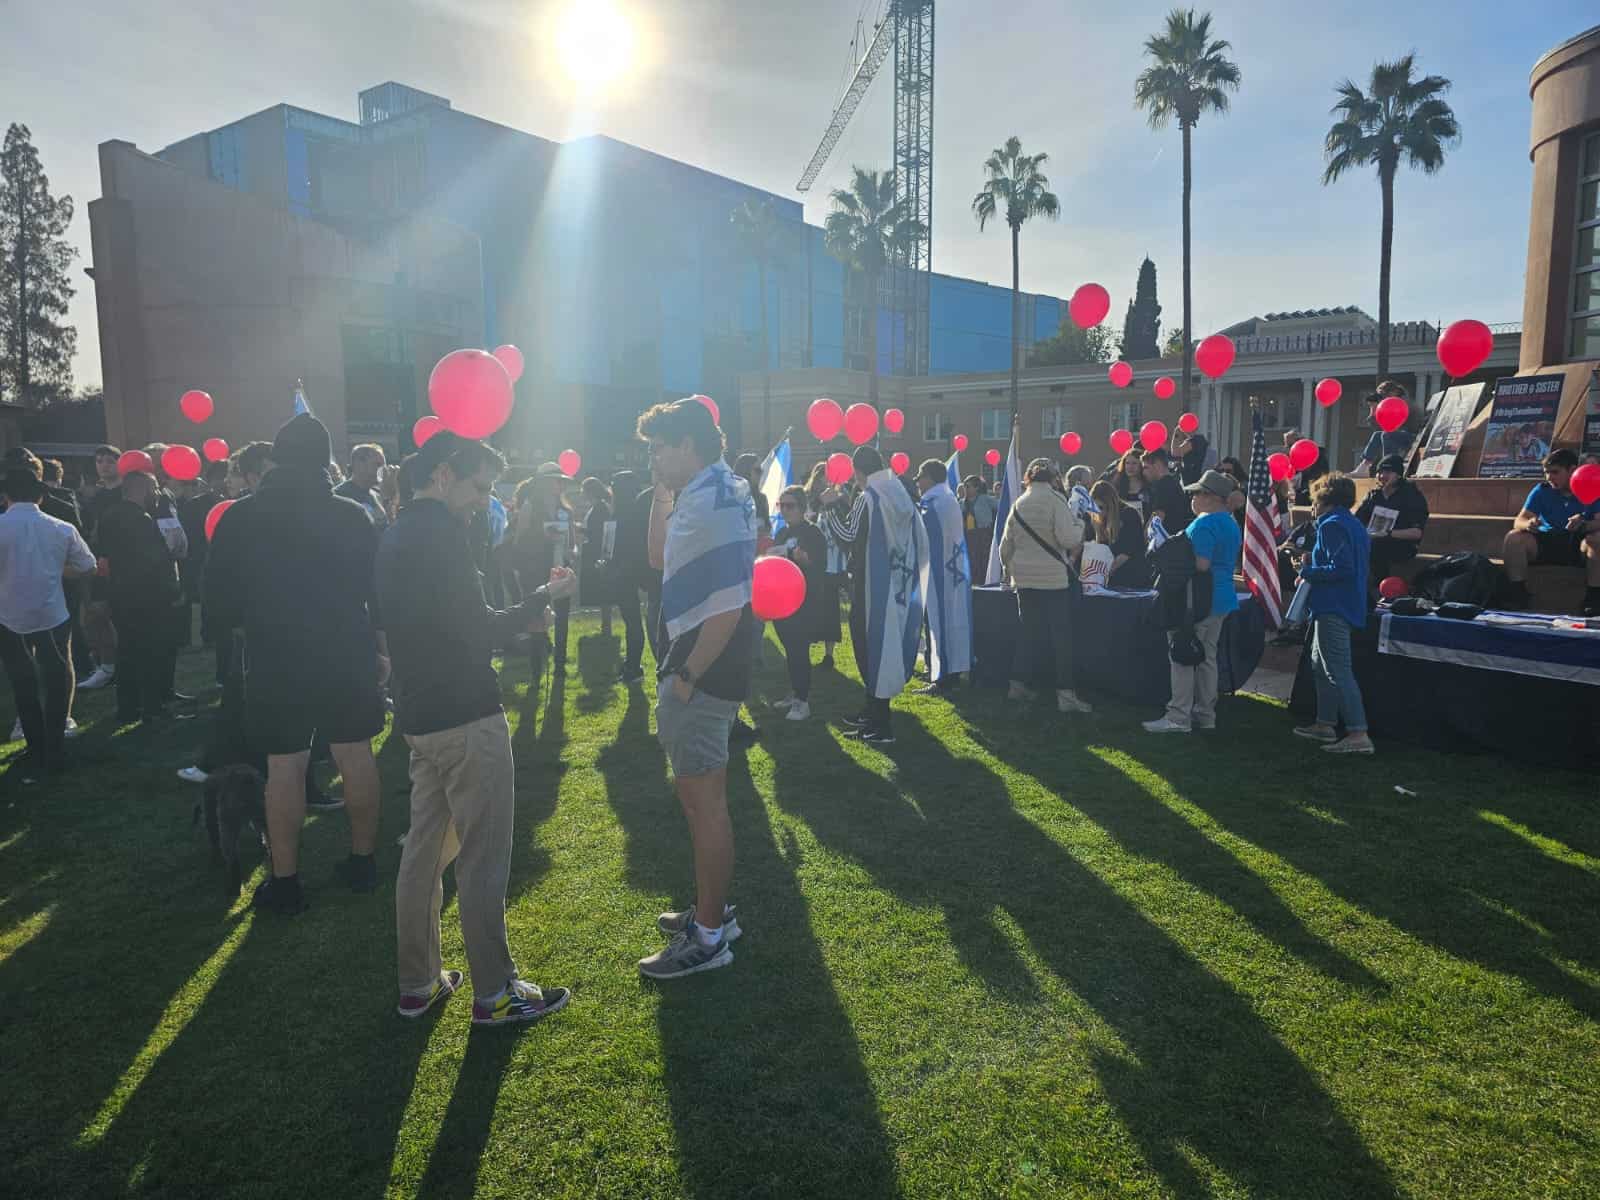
1411,552,1500,607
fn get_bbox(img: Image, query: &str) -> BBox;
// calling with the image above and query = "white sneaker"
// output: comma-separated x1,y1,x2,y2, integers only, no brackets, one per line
785,700,811,721
1142,718,1191,734
176,766,209,784
79,666,115,690
770,696,797,711
8,719,19,740
63,718,79,739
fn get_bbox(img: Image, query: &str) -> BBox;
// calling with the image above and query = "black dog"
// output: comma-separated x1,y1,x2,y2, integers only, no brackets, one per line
194,765,268,896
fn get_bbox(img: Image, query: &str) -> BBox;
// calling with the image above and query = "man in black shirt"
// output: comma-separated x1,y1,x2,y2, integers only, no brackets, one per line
1355,453,1430,582
380,432,576,1026
96,468,181,723
1140,448,1192,535
637,399,756,980
207,414,387,916
335,443,389,530
609,468,652,684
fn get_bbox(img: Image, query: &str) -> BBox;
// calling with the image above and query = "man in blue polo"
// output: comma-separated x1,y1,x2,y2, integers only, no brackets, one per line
1501,448,1600,616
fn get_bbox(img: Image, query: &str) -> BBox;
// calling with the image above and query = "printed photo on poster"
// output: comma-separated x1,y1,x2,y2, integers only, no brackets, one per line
1414,383,1485,479
1480,374,1564,478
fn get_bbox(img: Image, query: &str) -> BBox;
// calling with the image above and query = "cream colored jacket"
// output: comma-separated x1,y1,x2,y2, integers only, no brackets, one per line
999,483,1085,590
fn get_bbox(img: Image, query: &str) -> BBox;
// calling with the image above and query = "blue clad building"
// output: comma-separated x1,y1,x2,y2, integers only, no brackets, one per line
151,83,1069,461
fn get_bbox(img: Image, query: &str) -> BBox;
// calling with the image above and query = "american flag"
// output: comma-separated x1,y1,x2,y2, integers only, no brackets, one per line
1243,411,1284,629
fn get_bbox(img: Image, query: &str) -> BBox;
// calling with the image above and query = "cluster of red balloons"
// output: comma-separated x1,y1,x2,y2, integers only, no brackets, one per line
1571,463,1600,506
753,556,807,621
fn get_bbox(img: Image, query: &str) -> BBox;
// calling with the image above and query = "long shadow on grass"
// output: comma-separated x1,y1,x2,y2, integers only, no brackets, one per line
763,711,1398,1200
597,691,900,1198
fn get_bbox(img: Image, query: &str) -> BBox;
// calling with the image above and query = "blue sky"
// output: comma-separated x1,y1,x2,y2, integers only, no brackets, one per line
4,0,1596,389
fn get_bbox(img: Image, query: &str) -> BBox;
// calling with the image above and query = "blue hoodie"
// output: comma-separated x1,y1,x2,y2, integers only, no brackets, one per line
1300,507,1370,629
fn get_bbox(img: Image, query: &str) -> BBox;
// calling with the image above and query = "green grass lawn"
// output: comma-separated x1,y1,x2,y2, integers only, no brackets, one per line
2,614,1598,1199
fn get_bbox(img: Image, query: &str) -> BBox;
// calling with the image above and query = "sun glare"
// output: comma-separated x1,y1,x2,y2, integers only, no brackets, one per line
556,0,636,92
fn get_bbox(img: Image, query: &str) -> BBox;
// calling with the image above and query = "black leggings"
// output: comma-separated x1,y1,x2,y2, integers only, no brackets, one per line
0,619,74,761
620,585,646,674
1012,587,1074,692
777,620,812,701
112,608,171,719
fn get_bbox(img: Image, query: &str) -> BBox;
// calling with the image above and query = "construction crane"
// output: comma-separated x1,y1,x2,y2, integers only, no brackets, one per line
797,0,934,378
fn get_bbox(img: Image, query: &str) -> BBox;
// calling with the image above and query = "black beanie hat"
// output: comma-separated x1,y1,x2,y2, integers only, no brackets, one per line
272,413,332,469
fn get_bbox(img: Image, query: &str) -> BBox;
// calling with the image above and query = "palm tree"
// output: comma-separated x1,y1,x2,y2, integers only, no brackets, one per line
823,166,924,409
972,136,1059,424
730,198,783,446
1323,54,1459,381
1134,9,1241,414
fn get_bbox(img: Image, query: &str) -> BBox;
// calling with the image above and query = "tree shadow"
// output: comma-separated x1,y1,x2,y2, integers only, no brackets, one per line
761,711,1399,1199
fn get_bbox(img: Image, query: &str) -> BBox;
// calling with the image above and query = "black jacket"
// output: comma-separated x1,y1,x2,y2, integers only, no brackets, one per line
96,498,179,616
377,498,544,736
205,465,380,687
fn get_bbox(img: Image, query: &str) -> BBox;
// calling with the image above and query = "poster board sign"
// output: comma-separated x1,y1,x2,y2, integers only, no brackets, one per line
1414,384,1485,479
1480,374,1564,478
1585,373,1600,463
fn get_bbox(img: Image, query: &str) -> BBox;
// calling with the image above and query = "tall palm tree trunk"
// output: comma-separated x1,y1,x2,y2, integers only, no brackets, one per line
1377,166,1394,384
758,262,771,447
1010,223,1021,424
1180,121,1193,416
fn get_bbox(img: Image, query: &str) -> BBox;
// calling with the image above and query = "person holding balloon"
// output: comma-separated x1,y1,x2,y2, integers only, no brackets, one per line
1292,474,1375,755
765,486,827,722
1358,382,1415,474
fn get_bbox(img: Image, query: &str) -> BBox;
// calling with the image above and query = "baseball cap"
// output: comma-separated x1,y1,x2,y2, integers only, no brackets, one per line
1184,469,1237,500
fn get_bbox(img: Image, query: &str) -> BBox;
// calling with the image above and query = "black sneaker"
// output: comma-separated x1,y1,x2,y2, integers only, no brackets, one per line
333,854,378,893
253,875,307,916
619,666,645,685
841,712,870,728
170,691,197,705
730,718,759,745
307,791,346,812
858,728,896,746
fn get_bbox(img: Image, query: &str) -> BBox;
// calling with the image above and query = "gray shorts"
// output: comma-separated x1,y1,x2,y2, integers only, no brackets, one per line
655,676,741,778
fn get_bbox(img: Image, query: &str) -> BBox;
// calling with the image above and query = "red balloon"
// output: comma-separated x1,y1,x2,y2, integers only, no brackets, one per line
1139,420,1169,453
558,449,582,477
1436,319,1494,378
1194,334,1236,379
825,452,853,486
161,444,202,482
807,398,844,442
883,407,905,434
1109,361,1134,388
493,344,525,384
985,448,1001,467
1268,453,1294,483
752,555,806,621
952,434,969,452
1378,576,1410,601
204,499,236,542
1153,376,1176,400
843,403,879,446
1109,429,1134,456
413,414,444,446
1069,283,1111,329
1289,439,1320,472
690,394,720,426
202,437,230,463
1059,432,1082,456
890,451,910,475
1570,463,1600,507
179,389,214,424
117,450,155,477
1374,396,1410,433
1177,412,1200,434
1315,378,1342,407
428,348,514,438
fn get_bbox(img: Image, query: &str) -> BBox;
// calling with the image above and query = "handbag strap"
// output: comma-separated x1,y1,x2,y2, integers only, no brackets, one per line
1011,509,1067,566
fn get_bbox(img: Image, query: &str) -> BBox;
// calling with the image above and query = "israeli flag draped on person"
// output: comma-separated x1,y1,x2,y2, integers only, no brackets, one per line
918,477,973,679
984,426,1022,586
861,468,931,698
660,461,756,642
759,433,792,533
946,450,960,493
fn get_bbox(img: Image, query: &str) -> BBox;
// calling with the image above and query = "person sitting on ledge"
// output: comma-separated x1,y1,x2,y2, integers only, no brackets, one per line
1501,448,1600,617
1358,380,1415,474
1355,454,1429,583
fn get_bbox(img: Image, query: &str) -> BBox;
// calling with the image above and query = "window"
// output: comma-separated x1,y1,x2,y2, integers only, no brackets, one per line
980,407,1008,441
1574,131,1600,359
923,411,954,442
1041,404,1071,440
1112,400,1142,432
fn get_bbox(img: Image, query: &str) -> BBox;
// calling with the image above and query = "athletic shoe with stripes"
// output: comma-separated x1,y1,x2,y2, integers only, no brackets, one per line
638,929,733,980
657,903,741,942
397,969,463,1019
471,978,570,1028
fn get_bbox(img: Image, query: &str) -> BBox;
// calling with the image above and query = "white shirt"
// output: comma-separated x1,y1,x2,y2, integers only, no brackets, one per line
0,502,97,634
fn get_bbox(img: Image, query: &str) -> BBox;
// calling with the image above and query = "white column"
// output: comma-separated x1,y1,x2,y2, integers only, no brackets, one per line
1302,376,1316,443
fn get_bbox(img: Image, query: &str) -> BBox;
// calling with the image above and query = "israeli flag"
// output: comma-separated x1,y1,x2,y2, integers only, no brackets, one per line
1147,514,1170,553
984,429,1022,586
946,450,960,493
759,433,792,533
293,379,311,416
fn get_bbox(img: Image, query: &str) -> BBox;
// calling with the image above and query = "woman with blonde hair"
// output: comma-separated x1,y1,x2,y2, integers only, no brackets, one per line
1089,479,1150,589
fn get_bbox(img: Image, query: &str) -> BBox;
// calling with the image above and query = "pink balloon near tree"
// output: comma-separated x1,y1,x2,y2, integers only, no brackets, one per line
752,556,806,621
1194,335,1235,379
179,389,214,424
1109,361,1134,388
1069,283,1111,329
807,398,844,442
429,349,514,438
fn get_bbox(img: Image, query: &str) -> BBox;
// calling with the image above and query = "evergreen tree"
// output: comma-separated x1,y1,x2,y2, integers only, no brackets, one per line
0,124,77,406
1029,320,1118,367
1120,256,1162,360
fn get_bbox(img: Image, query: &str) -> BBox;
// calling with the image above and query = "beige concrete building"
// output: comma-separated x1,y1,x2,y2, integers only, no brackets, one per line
88,139,483,455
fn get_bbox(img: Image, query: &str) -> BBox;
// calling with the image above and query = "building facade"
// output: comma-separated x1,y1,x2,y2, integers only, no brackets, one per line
91,83,1071,464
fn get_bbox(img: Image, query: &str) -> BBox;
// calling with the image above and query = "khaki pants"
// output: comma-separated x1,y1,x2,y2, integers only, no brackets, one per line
395,712,518,1000
1165,613,1225,729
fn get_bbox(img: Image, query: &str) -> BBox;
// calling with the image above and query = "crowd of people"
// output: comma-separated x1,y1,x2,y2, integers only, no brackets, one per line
5,383,1600,1021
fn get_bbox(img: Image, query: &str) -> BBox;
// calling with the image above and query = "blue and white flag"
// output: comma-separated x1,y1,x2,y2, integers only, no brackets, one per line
293,379,311,416
945,450,960,494
758,434,792,534
918,479,973,679
1068,484,1100,522
1147,514,1170,553
861,469,930,698
660,461,756,642
984,428,1022,586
